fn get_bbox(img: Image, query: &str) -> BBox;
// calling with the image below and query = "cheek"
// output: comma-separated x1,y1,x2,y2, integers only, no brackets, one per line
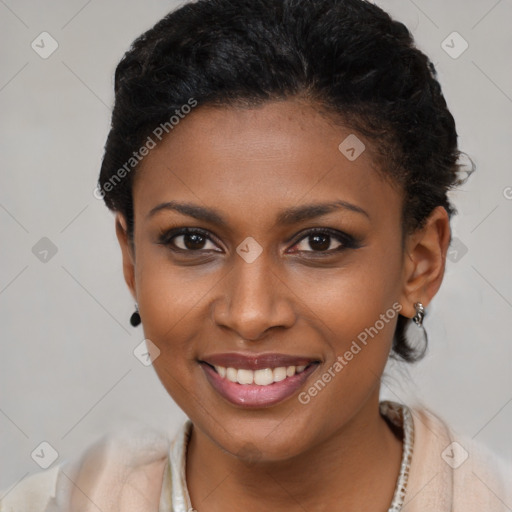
303,244,403,344
299,243,403,393
133,254,207,390
134,244,217,340
297,281,400,429
132,247,240,411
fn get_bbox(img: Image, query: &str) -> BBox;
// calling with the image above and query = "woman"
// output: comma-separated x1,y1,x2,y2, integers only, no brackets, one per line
2,0,510,510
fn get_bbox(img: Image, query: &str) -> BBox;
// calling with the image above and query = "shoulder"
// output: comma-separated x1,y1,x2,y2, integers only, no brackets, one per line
0,421,179,512
0,464,61,512
405,402,512,511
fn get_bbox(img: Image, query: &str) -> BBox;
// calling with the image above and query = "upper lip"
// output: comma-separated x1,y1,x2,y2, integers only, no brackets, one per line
200,352,320,370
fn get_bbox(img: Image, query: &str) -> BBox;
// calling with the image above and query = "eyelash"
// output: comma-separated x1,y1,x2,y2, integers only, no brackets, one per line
157,227,361,256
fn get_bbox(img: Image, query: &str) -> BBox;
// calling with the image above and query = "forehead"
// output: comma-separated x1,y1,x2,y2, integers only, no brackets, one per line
133,100,402,231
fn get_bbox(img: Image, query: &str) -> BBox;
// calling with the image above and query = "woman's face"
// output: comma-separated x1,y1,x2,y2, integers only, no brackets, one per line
117,99,426,461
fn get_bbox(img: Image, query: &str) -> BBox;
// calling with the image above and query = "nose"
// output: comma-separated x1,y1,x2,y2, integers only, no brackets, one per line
212,253,296,341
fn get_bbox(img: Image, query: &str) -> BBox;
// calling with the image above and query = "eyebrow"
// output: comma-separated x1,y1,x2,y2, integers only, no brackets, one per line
146,199,370,225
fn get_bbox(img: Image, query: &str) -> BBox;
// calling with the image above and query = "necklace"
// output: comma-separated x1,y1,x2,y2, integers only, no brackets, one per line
380,400,415,512
168,400,414,511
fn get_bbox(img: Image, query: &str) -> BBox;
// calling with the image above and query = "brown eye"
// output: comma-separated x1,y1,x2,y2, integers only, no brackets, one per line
298,233,341,252
291,229,349,253
171,233,218,251
158,228,222,253
175,233,207,250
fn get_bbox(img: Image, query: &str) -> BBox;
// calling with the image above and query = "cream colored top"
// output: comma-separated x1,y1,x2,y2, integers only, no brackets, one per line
1,401,511,511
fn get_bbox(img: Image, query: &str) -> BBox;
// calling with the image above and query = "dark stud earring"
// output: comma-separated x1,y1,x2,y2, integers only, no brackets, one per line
130,303,141,327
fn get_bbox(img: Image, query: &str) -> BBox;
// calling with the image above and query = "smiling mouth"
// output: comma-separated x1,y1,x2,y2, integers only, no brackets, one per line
199,359,320,408
202,361,318,386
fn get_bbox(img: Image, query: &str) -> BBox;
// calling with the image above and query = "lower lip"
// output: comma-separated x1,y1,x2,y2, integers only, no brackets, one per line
200,363,319,408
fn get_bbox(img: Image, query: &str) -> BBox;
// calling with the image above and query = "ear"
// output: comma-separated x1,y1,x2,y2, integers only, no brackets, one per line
115,213,137,301
399,206,451,319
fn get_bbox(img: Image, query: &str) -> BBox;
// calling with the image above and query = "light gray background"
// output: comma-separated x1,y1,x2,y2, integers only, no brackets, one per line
1,0,511,491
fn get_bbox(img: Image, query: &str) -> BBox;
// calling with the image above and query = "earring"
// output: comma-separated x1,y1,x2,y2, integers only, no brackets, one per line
412,302,425,327
130,303,141,327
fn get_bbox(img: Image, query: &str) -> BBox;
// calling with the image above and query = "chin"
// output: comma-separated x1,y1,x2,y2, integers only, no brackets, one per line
207,414,319,463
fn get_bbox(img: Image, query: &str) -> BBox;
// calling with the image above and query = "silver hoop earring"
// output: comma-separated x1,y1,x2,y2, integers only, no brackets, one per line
412,302,424,327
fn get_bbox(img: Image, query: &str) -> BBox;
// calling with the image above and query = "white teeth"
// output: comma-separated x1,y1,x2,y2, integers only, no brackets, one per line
237,369,253,385
226,367,237,382
254,368,273,385
273,367,287,382
213,364,310,385
215,366,226,378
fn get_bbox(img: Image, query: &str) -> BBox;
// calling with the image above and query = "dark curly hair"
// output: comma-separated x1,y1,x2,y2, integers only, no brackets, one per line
98,0,472,363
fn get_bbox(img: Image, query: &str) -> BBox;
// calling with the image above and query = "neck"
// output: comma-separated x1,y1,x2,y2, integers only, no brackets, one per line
186,391,403,512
